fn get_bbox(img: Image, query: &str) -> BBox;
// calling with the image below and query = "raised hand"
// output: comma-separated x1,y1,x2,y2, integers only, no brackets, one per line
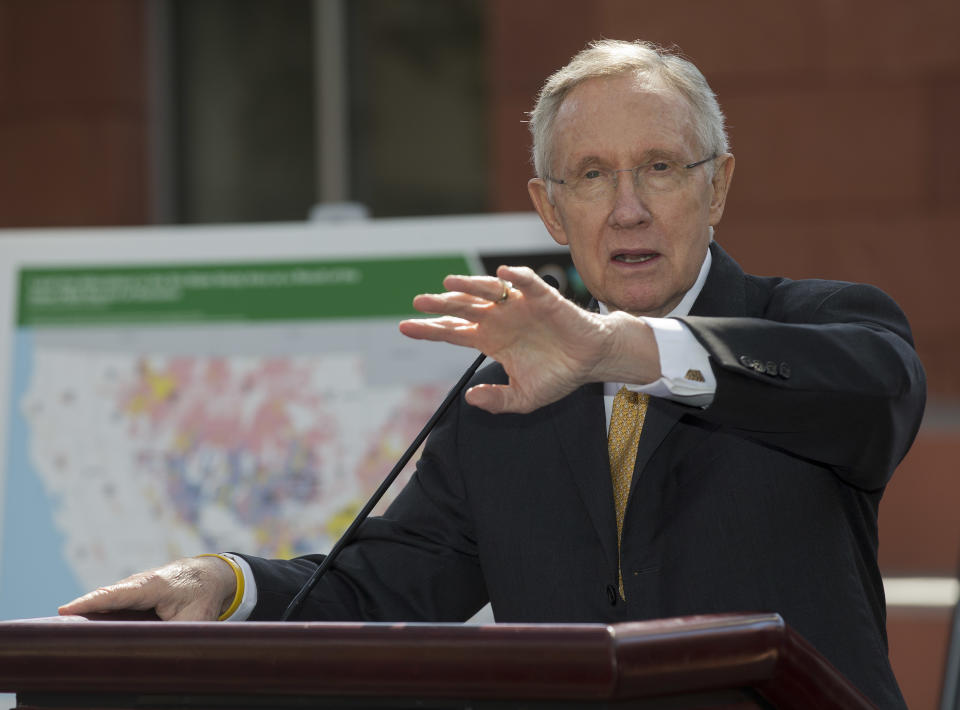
398,265,660,414
58,556,236,622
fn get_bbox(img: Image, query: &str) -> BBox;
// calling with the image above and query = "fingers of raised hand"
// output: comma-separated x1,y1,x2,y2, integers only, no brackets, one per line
464,383,511,414
441,275,515,305
495,264,537,287
419,269,554,318
444,267,551,305
496,265,557,299
412,291,494,319
465,382,546,415
398,316,478,347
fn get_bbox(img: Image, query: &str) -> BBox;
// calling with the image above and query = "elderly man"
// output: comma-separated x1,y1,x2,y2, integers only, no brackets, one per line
62,40,923,708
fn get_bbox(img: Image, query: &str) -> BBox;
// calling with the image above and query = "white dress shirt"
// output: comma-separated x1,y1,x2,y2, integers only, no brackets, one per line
602,247,715,430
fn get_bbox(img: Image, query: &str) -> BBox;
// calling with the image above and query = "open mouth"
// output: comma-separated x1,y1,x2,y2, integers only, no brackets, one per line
613,252,658,264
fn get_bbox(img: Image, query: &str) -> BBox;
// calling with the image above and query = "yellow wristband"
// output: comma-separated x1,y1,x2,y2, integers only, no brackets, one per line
196,553,244,621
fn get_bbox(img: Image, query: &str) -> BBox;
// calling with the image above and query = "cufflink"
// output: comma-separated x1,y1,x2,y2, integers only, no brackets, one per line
684,369,705,382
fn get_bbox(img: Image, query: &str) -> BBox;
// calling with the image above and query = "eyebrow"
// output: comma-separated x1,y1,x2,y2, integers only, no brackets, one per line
566,148,687,174
641,148,686,162
568,156,605,175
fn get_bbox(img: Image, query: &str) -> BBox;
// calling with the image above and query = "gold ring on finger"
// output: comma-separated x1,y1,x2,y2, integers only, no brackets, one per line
496,278,512,303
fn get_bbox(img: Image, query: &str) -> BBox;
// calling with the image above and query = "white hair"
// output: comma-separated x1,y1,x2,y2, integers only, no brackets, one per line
529,39,729,181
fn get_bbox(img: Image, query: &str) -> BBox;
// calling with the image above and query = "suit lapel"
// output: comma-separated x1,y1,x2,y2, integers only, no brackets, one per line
556,243,750,566
552,382,619,573
688,242,747,318
626,242,747,499
630,397,682,489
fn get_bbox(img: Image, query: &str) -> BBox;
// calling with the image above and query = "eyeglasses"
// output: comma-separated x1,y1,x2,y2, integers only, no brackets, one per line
547,154,717,201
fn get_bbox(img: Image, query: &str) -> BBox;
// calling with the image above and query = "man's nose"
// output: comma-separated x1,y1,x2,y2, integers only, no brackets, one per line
608,169,652,227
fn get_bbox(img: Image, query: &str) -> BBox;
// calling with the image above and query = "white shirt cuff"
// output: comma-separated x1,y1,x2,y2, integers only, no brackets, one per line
218,553,257,621
630,317,715,407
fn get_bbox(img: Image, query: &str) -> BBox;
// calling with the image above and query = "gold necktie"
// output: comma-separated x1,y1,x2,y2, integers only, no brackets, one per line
608,386,648,599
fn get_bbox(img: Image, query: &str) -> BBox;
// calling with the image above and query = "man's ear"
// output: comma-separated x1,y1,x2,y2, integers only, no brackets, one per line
708,153,735,227
528,178,569,246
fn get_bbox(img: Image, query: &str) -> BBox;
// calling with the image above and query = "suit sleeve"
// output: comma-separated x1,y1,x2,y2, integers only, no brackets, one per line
678,281,926,490
234,388,489,621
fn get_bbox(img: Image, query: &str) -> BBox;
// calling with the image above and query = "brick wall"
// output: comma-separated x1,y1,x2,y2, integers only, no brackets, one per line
0,0,148,227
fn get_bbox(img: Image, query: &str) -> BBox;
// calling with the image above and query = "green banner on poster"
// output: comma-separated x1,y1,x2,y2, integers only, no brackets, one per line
17,255,469,326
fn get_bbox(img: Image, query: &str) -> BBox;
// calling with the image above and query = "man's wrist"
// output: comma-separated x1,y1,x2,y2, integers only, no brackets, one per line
591,311,662,384
194,553,242,620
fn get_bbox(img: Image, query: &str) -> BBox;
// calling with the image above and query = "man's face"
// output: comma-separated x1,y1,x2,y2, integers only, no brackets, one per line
528,74,734,317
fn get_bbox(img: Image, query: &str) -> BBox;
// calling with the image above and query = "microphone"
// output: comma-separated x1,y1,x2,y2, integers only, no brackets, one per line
280,271,559,621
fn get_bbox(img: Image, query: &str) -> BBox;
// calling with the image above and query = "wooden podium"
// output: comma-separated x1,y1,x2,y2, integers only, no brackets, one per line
0,612,875,709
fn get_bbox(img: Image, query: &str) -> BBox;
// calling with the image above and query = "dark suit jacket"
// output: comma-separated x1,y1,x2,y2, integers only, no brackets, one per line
240,242,925,709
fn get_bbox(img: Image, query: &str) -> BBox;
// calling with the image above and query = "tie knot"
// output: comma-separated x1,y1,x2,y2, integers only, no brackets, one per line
609,388,646,446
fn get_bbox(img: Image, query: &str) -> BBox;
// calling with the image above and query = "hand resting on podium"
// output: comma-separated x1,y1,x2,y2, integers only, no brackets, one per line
58,556,236,622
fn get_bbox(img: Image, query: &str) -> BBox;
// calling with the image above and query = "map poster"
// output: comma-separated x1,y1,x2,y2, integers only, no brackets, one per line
0,253,480,620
